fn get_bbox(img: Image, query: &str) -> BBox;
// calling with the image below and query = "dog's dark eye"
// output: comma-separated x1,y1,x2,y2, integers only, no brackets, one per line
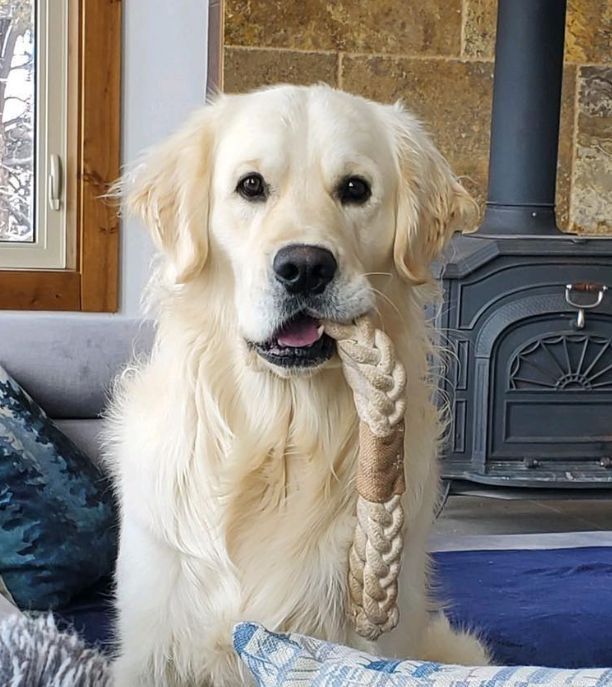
338,176,371,205
236,173,267,201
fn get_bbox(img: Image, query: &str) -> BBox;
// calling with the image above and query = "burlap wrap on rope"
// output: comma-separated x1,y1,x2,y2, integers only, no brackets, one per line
324,316,407,641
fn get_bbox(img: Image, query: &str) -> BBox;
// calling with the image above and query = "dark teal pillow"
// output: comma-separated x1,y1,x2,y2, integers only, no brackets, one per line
0,365,117,610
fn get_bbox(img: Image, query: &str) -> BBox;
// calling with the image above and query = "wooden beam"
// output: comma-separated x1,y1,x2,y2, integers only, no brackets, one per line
77,0,122,312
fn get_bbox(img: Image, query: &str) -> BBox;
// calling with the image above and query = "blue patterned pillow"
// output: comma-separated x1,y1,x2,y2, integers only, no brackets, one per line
234,623,612,686
0,365,117,610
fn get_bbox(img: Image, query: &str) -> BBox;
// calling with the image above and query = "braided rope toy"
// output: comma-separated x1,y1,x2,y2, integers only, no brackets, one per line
323,316,407,641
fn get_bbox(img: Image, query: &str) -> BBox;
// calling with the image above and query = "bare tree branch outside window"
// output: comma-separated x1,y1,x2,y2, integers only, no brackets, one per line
0,0,33,242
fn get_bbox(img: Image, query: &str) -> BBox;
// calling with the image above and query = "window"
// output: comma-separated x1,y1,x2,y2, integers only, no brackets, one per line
0,0,67,269
0,0,120,311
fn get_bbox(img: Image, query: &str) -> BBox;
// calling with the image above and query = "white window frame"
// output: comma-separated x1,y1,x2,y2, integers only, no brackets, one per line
0,0,68,270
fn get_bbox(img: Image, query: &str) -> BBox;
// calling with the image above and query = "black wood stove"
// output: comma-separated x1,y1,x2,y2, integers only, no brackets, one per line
437,0,612,489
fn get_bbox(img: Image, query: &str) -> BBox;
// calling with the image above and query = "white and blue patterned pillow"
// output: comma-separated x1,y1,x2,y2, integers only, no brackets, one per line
234,622,612,686
0,365,117,611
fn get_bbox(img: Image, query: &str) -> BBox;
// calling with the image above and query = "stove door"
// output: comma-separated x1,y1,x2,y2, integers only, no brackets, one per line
490,314,612,477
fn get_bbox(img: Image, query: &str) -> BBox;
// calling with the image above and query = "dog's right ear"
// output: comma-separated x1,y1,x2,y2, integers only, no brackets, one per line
118,106,218,283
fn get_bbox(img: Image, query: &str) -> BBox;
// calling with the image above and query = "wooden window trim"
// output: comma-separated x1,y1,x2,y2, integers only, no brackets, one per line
0,0,121,312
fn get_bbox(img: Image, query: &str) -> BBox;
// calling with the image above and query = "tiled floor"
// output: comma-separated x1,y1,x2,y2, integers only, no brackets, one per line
434,496,612,537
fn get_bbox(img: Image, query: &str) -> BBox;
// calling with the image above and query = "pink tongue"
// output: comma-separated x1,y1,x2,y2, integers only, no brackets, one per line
277,317,322,348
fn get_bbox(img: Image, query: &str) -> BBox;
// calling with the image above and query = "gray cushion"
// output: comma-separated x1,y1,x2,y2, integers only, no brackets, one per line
0,314,154,420
0,592,20,621
55,419,105,467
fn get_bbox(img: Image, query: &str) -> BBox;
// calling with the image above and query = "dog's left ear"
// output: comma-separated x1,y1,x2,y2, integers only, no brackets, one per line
385,103,478,284
118,106,219,284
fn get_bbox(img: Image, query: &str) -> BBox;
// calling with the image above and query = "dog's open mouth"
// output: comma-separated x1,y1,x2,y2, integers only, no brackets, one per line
252,312,335,368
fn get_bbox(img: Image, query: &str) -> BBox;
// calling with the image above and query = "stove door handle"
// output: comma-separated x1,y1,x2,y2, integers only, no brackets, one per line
565,283,608,329
568,282,607,294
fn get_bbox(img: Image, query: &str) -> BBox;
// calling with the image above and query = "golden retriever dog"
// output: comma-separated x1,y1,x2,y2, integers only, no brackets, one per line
108,84,488,687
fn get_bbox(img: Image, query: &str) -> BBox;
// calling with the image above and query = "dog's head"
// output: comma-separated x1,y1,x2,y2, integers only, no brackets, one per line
123,85,475,375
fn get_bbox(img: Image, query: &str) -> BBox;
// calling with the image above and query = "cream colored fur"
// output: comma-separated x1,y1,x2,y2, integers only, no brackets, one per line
107,84,488,687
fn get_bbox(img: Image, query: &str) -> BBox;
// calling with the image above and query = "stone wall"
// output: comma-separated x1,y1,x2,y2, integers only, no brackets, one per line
223,0,611,234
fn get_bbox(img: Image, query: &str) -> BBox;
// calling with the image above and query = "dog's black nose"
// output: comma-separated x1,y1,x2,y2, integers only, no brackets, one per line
273,244,337,295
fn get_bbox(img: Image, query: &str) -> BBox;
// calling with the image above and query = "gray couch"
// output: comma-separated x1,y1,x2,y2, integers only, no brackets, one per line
0,313,153,630
0,313,154,467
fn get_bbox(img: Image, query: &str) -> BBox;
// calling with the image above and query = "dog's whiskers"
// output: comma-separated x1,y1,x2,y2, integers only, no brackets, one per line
370,287,403,321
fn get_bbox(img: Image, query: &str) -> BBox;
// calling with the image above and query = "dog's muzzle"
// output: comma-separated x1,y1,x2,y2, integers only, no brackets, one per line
249,244,339,369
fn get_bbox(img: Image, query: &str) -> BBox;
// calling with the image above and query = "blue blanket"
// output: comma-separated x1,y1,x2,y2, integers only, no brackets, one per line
435,546,612,668
54,547,612,669
54,575,114,652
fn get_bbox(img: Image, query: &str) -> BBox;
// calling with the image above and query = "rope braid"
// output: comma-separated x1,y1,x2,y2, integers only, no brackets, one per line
324,316,407,641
